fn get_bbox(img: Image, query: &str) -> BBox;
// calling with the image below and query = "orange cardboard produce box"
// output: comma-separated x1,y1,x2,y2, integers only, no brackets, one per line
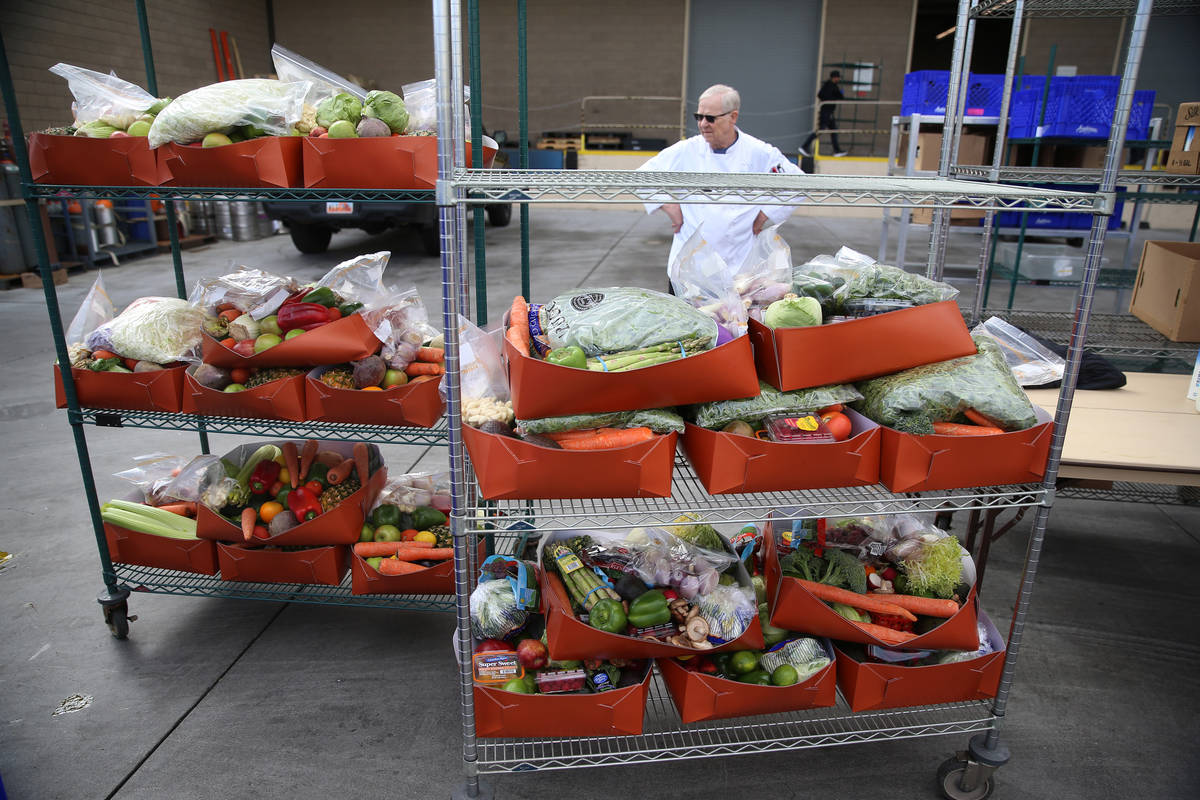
27,133,160,186
658,639,837,723
834,610,1004,711
878,405,1053,492
103,523,218,575
505,335,760,419
473,661,651,738
156,136,303,188
748,301,976,391
680,409,880,494
54,364,186,413
197,440,386,545
463,425,677,500
762,522,981,651
216,542,348,585
348,539,483,596
305,366,444,427
539,532,764,661
301,136,497,189
200,314,380,369
181,366,307,422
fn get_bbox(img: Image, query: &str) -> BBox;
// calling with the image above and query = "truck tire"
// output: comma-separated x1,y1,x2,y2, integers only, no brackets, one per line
288,223,333,254
487,203,512,228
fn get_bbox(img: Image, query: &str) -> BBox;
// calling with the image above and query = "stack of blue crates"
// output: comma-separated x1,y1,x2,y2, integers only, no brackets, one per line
1007,76,1155,140
994,183,1125,231
901,71,1007,118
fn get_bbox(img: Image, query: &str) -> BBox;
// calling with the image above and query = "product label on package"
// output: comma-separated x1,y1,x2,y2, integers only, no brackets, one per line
473,651,523,684
555,551,585,574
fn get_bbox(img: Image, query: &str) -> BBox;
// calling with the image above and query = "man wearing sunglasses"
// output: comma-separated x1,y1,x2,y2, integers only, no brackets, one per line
638,84,803,274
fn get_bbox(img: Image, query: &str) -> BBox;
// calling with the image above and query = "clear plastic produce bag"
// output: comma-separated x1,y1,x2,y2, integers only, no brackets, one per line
448,315,509,404
687,380,862,430
49,63,158,130
695,583,756,640
971,316,1065,387
377,470,450,512
367,287,439,372
147,78,310,147
733,224,793,313
113,452,191,504
401,78,470,135
188,267,296,319
517,407,685,436
530,286,719,356
157,454,224,505
668,226,747,337
792,246,959,312
66,271,115,347
270,43,366,106
85,297,204,364
563,528,738,601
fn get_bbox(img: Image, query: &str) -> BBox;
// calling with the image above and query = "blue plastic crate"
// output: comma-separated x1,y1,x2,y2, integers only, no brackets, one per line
901,71,1006,117
1043,76,1120,138
994,183,1123,232
1126,90,1156,141
1008,89,1042,138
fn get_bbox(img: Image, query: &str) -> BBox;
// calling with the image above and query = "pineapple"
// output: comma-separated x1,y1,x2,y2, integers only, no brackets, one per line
319,367,355,390
246,367,305,388
318,475,361,512
429,524,451,548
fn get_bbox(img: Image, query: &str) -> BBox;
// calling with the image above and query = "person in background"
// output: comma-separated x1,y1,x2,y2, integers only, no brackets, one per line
638,83,803,274
799,70,848,158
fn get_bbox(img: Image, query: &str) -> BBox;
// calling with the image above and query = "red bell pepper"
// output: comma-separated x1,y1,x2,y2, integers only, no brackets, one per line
287,486,322,521
277,302,331,332
249,460,281,495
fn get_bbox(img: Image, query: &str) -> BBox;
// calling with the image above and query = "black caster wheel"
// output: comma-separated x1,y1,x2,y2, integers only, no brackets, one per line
102,599,137,640
937,756,995,800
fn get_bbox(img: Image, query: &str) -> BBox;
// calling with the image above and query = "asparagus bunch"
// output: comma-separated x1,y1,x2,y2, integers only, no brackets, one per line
586,337,708,372
547,543,621,611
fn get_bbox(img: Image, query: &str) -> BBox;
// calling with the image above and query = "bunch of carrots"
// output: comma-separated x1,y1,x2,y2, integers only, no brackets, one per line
505,296,532,355
932,408,1007,437
353,540,455,576
404,346,446,382
542,426,656,451
794,578,961,646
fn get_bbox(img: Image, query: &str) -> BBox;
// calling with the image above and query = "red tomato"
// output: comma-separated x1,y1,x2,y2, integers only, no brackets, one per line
230,367,251,385
821,411,853,442
304,479,324,495
475,639,511,654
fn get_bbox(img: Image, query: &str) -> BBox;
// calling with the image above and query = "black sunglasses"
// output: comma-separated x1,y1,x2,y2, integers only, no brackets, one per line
693,111,733,123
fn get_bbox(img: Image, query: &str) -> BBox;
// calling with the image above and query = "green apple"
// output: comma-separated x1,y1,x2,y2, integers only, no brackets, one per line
126,120,151,137
373,524,403,542
259,315,283,336
382,369,408,388
284,329,305,340
359,523,375,543
202,132,233,148
253,333,282,353
366,556,385,570
223,383,246,393
327,120,358,139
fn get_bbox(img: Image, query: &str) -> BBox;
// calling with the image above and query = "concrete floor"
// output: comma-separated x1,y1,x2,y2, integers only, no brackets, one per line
1,207,1198,800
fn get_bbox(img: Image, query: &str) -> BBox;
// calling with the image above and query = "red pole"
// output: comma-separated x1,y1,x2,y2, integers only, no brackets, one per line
209,29,225,81
219,31,236,81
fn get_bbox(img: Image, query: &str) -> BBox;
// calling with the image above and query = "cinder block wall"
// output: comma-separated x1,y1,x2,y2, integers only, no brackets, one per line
820,0,916,119
1021,17,1125,78
1,0,271,134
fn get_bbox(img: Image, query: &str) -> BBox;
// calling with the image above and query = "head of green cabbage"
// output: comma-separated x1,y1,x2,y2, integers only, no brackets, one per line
763,294,823,329
315,92,363,130
362,90,409,134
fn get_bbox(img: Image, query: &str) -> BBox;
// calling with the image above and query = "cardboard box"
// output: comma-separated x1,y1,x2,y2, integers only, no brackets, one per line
473,660,651,737
463,425,677,499
54,364,187,413
896,132,990,172
21,268,69,289
658,639,837,723
181,366,307,421
200,314,380,369
104,522,218,575
27,133,160,186
302,136,496,190
505,334,760,419
680,410,880,494
1129,241,1200,342
305,366,444,427
1167,103,1200,175
909,206,987,225
834,610,1005,712
762,522,981,651
879,405,1053,492
749,301,977,392
217,542,348,585
156,136,303,188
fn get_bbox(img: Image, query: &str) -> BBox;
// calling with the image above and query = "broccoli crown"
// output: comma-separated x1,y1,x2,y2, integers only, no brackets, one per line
824,547,867,593
782,545,852,588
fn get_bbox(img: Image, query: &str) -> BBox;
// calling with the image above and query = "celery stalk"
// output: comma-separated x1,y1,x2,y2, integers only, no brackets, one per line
102,500,196,532
101,504,198,539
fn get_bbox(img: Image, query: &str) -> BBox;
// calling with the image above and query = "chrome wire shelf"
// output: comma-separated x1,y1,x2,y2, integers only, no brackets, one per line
973,308,1197,363
70,407,449,445
973,0,1200,17
25,184,435,203
449,169,1100,210
113,563,458,611
955,165,1200,188
477,670,996,773
466,454,1047,533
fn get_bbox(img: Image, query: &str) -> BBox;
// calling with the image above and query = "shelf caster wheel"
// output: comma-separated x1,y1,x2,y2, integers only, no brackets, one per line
98,585,135,640
937,755,995,800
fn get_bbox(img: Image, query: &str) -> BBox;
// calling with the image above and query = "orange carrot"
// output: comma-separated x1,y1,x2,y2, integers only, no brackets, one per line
868,592,961,618
155,502,197,517
91,349,119,360
818,403,844,415
326,458,356,486
416,346,445,363
504,326,529,356
556,427,657,451
353,443,369,488
282,441,300,488
965,408,1003,429
408,374,439,384
848,620,920,645
791,578,918,622
241,507,258,541
543,428,613,442
299,439,319,481
354,540,435,557
405,361,445,377
387,547,454,562
377,558,430,576
932,422,1005,436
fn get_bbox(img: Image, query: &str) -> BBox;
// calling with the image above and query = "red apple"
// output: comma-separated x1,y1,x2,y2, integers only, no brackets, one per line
515,638,549,670
474,638,510,654
232,339,256,357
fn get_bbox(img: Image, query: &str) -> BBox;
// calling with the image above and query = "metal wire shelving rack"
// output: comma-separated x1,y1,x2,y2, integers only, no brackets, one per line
433,1,1177,797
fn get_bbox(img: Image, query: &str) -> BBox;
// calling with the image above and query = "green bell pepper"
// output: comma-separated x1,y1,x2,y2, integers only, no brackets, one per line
588,598,627,633
627,589,670,629
301,286,338,308
546,345,587,369
370,502,402,528
337,301,364,317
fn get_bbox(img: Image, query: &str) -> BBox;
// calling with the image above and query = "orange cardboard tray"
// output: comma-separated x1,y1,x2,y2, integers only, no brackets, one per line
505,335,760,419
304,366,444,427
658,639,837,722
540,533,764,661
878,405,1053,492
834,610,1004,711
762,522,981,651
200,313,380,369
301,136,496,189
463,425,677,500
216,542,348,585
473,661,651,738
680,409,880,494
181,366,307,421
103,522,218,575
748,301,977,391
27,133,160,186
197,440,385,545
54,364,186,413
349,538,484,596
156,136,303,188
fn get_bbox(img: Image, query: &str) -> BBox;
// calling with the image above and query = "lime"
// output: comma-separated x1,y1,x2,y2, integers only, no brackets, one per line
770,664,799,687
728,650,760,675
502,677,534,694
